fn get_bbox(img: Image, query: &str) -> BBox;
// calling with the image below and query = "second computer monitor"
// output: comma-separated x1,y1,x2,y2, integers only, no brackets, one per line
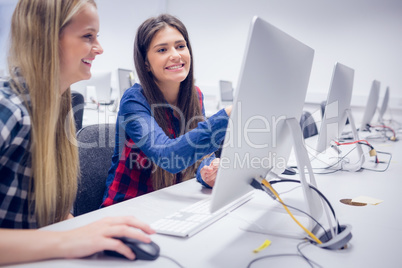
219,80,234,104
360,80,380,130
118,68,134,99
316,63,355,153
70,70,112,104
377,86,390,124
210,16,315,213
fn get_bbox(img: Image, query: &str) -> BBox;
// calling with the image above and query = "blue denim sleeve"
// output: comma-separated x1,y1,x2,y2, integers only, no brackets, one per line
119,86,229,174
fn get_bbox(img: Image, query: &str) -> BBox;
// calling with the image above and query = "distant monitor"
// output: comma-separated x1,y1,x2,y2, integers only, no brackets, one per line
210,16,320,226
377,86,389,124
219,80,234,103
316,63,355,153
71,71,112,104
118,68,134,99
360,80,380,130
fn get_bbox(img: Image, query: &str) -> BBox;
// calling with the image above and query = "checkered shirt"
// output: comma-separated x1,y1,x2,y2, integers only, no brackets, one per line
0,85,37,229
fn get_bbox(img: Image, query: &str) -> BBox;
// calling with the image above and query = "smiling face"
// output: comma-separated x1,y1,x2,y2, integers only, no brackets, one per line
146,26,191,92
59,3,103,93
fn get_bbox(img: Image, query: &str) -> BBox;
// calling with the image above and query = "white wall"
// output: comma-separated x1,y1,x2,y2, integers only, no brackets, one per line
165,0,402,108
93,0,168,91
1,0,401,110
0,1,16,76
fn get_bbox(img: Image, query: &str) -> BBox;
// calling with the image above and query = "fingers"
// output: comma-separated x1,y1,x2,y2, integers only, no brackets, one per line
99,217,156,260
102,216,155,236
105,225,147,241
103,238,136,260
201,165,218,187
212,158,220,167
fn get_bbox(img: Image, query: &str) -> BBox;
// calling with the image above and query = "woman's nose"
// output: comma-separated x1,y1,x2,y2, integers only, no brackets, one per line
170,48,181,60
92,40,104,55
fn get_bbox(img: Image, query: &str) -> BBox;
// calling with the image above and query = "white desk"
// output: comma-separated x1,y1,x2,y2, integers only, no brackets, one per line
5,137,402,268
82,103,117,127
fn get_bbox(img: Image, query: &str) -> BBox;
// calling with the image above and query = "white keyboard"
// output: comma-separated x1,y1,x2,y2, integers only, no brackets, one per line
151,193,253,237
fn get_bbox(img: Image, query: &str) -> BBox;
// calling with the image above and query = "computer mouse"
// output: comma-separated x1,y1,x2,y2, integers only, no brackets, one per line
104,237,160,261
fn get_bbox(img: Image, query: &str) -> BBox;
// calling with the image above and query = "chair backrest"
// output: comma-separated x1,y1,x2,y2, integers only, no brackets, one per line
300,110,318,139
73,124,115,216
71,91,85,131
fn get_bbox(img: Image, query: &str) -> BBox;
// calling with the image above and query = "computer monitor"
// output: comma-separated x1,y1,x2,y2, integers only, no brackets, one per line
118,68,134,99
377,86,389,124
316,63,355,153
219,80,234,103
210,16,320,228
360,80,380,130
70,70,112,104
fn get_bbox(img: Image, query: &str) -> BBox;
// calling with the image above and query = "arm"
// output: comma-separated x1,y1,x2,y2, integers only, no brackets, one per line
0,216,155,265
119,89,229,173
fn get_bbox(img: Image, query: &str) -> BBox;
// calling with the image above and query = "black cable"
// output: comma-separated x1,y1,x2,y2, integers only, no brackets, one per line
247,241,323,268
272,198,330,241
269,178,341,232
290,145,356,174
159,254,185,268
247,253,315,268
297,241,324,268
361,150,392,172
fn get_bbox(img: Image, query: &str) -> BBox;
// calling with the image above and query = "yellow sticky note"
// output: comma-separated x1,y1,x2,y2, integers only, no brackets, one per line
352,196,383,205
253,239,271,253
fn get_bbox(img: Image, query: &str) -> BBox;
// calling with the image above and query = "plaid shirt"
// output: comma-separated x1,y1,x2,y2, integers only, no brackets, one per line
0,85,37,229
101,84,229,207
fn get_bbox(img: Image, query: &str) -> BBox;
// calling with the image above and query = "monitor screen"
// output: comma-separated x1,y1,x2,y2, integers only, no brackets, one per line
360,80,380,130
316,63,355,153
210,16,315,214
70,71,112,104
219,80,234,102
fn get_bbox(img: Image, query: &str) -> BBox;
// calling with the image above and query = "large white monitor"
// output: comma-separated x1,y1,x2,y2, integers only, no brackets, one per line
316,63,355,153
70,70,112,104
360,80,380,130
210,16,320,226
377,86,390,124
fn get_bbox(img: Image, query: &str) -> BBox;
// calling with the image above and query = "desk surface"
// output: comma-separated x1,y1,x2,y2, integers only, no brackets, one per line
5,136,402,268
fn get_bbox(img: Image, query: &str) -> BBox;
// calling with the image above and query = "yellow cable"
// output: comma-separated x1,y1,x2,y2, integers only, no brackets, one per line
261,179,322,244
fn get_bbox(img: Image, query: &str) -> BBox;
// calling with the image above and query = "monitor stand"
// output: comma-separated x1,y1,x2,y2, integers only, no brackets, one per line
311,109,365,172
342,109,365,171
285,117,323,232
244,118,324,237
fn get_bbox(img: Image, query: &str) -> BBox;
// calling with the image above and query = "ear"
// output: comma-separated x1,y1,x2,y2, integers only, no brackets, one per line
145,61,151,72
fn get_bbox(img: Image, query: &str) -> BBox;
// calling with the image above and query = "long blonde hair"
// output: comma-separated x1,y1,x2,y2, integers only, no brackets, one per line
8,0,96,227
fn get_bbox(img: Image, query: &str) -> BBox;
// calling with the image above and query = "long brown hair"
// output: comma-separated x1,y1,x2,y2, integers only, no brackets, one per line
8,0,96,227
134,14,204,190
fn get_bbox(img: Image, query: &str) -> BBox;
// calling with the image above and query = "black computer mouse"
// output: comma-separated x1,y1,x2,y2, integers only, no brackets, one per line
104,237,160,261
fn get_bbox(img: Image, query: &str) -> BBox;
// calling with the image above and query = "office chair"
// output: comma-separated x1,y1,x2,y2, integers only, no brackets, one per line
300,110,318,139
73,123,116,216
71,91,85,131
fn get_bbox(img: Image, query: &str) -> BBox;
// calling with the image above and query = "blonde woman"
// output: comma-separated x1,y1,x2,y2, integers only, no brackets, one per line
0,0,154,265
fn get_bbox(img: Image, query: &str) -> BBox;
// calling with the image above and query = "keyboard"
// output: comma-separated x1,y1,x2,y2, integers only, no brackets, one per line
151,193,254,237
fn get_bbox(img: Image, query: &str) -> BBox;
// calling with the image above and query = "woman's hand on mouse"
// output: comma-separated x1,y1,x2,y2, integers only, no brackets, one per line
200,158,220,187
57,216,155,260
